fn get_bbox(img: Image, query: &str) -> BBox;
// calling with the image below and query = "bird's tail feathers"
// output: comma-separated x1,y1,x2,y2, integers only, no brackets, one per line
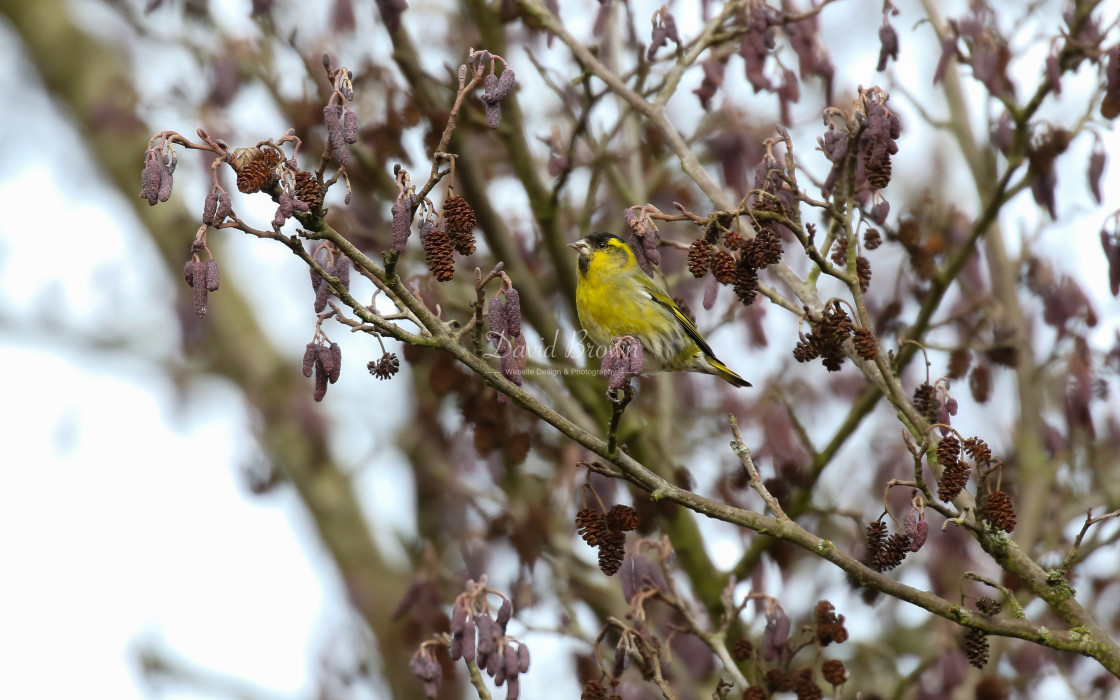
705,356,751,388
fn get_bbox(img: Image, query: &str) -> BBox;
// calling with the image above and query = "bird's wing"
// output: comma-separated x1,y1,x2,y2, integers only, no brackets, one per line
639,276,716,358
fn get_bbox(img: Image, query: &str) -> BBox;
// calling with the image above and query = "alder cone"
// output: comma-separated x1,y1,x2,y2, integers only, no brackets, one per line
234,147,281,193
422,224,456,282
294,170,323,210
442,195,477,255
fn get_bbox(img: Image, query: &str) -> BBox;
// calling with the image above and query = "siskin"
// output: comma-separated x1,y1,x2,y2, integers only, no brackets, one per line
570,232,750,388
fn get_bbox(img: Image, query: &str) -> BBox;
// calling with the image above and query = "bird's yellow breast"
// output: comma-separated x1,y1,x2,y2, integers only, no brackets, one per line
575,255,691,367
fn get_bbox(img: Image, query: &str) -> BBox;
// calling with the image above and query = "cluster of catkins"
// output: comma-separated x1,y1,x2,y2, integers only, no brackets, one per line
302,338,342,402
309,246,352,313
471,50,516,129
322,56,359,167
201,188,233,227
934,433,1016,532
685,155,786,308
389,166,478,282
819,91,901,197
441,592,530,700
863,518,913,572
961,595,1004,669
139,145,177,205
183,247,220,318
646,6,682,60
736,601,851,699
228,144,325,228
488,288,525,387
599,337,643,391
575,502,641,575
792,302,878,372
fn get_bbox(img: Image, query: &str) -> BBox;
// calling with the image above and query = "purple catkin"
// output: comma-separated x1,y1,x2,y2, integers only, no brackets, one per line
140,154,161,205
323,103,351,166
516,643,529,673
192,264,209,317
876,23,899,72
317,343,338,383
449,634,463,660
503,645,520,680
323,103,343,142
343,109,358,144
623,208,639,231
641,230,661,266
503,289,521,338
662,11,680,43
202,191,219,225
391,199,411,253
493,68,516,102
501,340,521,385
486,647,502,677
1089,146,1106,204
628,234,654,275
215,191,232,222
821,124,848,163
647,24,668,61
335,255,351,292
475,613,496,657
205,258,220,291
506,676,520,700
313,357,328,401
904,514,928,551
626,337,644,375
157,153,175,202
607,366,628,391
290,193,310,212
328,342,342,383
461,617,476,663
485,101,502,129
450,601,467,634
703,275,719,310
488,295,508,339
762,609,791,662
313,278,331,312
933,37,957,85
496,598,512,630
611,641,628,678
501,345,523,386
183,260,195,286
870,200,890,225
1046,52,1062,95
273,192,295,228
599,347,617,380
302,343,318,377
340,79,354,102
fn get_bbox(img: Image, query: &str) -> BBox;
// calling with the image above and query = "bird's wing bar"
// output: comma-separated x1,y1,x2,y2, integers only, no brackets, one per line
646,291,716,359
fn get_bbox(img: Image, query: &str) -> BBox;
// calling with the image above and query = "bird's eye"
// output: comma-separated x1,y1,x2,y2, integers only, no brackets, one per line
597,241,607,249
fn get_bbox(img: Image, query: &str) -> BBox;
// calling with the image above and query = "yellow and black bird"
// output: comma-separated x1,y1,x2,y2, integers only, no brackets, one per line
569,232,750,388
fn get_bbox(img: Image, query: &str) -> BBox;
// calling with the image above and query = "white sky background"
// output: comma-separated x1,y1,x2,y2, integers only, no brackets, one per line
3,0,1120,698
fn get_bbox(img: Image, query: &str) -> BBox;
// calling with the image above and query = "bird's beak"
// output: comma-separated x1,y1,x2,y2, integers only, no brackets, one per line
569,240,590,255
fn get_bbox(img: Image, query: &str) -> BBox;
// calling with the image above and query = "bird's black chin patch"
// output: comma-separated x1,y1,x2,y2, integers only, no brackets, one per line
578,254,590,275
